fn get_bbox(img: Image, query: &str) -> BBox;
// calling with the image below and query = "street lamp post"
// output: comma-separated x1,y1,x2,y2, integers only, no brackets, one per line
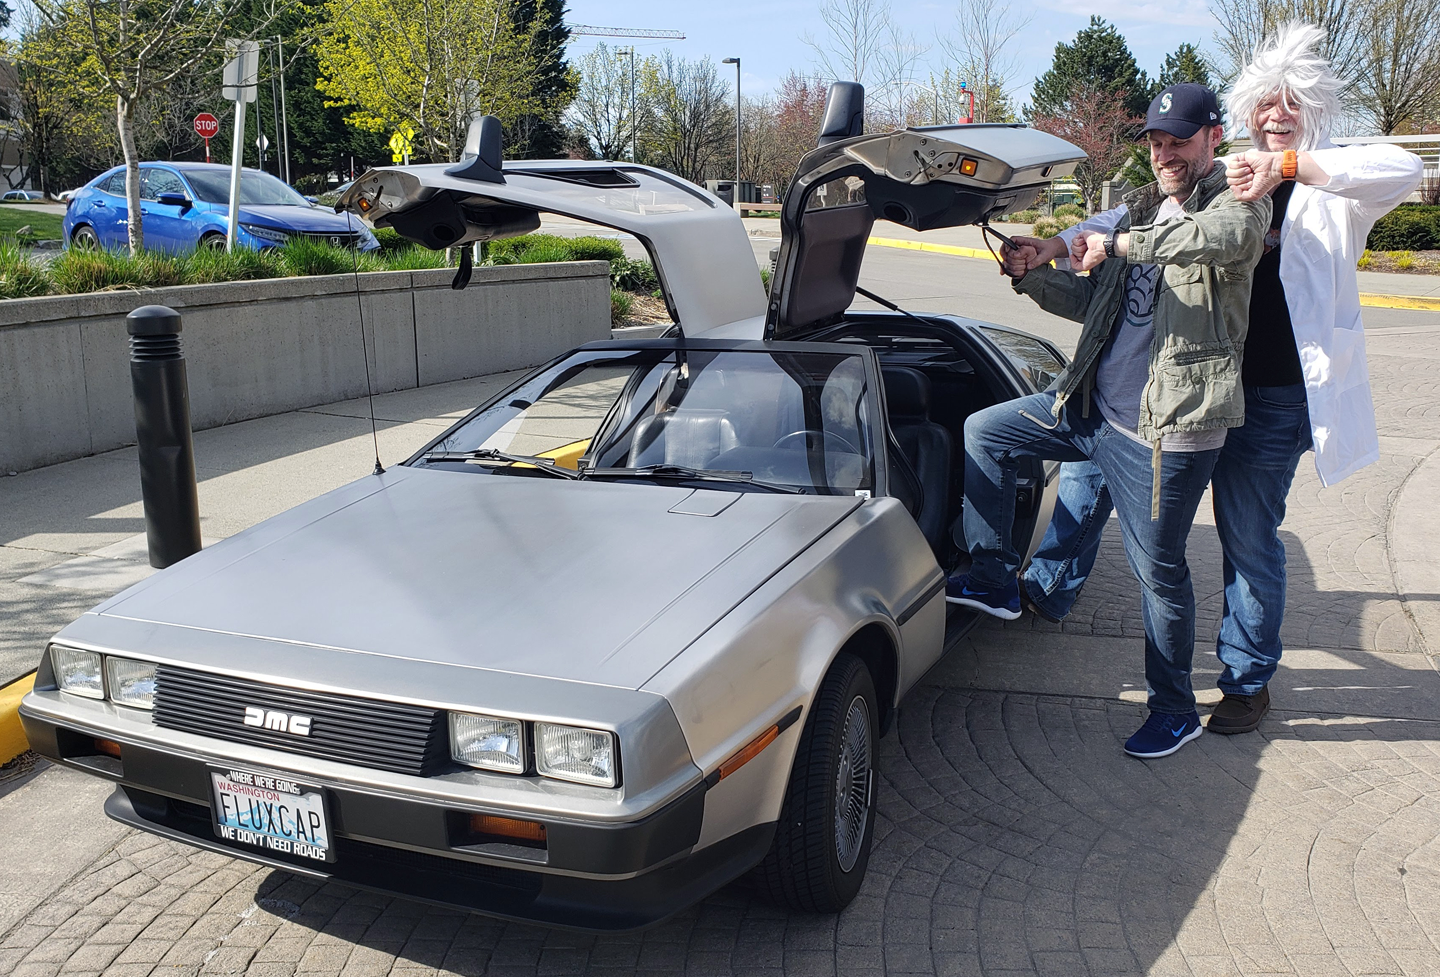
902,82,941,125
722,57,740,208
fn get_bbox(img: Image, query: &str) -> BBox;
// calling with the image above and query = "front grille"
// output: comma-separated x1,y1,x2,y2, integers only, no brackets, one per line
152,666,447,775
298,231,363,247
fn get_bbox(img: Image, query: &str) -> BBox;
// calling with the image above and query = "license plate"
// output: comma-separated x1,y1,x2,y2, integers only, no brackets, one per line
210,767,333,862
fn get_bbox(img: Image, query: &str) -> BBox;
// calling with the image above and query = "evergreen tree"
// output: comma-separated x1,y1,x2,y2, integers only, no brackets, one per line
1157,43,1212,91
506,0,576,158
1030,17,1149,119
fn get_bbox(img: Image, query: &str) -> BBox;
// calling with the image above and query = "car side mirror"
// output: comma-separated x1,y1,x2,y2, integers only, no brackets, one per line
156,192,192,209
305,195,319,204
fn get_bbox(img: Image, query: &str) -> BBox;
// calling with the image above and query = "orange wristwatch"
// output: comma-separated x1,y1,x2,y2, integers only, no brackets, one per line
1280,150,1298,180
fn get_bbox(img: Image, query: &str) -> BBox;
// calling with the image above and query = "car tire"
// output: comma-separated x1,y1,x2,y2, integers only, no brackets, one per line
199,233,227,251
751,651,877,913
70,225,100,249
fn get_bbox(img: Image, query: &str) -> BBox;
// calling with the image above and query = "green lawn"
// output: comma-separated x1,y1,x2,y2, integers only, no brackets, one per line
0,207,64,240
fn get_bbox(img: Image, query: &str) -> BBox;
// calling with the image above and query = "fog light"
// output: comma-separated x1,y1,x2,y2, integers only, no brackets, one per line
52,645,104,699
535,723,617,787
449,712,524,773
106,658,158,710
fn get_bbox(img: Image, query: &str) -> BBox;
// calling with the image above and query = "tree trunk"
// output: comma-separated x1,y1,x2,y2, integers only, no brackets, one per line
118,95,144,255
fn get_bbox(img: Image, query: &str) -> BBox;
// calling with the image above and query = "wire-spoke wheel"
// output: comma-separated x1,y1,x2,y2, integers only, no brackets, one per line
751,652,877,913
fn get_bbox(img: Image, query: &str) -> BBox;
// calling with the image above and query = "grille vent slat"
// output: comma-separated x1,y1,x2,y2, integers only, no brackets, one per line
153,665,448,776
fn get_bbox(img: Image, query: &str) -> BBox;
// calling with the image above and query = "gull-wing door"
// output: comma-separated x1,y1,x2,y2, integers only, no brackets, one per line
766,83,1087,341
336,118,766,336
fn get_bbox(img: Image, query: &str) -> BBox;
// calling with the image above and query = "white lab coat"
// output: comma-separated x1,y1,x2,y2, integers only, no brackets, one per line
1057,142,1422,485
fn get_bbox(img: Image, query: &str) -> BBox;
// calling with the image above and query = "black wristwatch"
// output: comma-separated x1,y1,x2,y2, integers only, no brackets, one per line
1103,230,1118,259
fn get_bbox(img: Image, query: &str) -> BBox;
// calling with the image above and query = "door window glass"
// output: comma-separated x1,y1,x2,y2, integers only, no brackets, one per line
99,172,126,195
141,169,186,201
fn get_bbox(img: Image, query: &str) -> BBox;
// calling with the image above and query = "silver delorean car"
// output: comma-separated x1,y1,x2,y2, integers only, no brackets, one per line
20,84,1083,930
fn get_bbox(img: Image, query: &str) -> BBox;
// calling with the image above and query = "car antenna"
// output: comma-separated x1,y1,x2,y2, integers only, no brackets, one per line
349,239,385,476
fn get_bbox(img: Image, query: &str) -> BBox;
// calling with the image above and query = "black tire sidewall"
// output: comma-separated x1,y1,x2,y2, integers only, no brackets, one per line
819,659,879,904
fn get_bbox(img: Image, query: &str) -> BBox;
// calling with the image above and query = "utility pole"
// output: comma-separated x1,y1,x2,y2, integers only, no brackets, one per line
616,46,637,162
275,37,291,185
722,57,740,207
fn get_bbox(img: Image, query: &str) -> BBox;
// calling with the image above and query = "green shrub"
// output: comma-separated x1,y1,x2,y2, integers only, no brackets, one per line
371,227,412,252
1053,203,1086,221
277,237,382,277
610,288,634,324
611,256,659,293
1030,216,1063,240
566,235,626,262
180,246,282,284
48,247,185,293
1004,209,1040,224
1395,250,1415,270
760,266,770,292
1054,213,1081,231
1356,249,1373,270
0,239,51,298
381,246,448,270
1367,205,1440,251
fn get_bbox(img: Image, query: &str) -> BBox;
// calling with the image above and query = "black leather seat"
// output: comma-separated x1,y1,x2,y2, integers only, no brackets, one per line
628,409,740,469
882,367,953,553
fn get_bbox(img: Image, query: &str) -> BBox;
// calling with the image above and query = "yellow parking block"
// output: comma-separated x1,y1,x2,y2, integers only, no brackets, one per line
864,236,1440,313
0,672,36,764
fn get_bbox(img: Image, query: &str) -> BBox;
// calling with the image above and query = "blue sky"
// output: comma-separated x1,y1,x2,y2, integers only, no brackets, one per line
564,1,1223,108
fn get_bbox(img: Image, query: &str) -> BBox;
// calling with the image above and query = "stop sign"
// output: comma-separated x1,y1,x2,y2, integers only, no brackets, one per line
193,113,220,139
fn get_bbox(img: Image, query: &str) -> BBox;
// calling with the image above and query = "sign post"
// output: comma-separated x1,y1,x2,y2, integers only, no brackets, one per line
221,40,259,252
193,113,219,163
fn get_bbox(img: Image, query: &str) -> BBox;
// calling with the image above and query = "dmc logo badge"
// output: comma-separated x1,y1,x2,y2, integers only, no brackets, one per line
243,705,312,736
1160,93,1173,113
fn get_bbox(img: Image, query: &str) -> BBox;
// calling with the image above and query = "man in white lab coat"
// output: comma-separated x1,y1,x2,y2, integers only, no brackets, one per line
1009,22,1422,734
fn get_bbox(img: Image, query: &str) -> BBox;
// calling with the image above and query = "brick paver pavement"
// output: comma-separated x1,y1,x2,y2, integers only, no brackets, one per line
3,255,1439,975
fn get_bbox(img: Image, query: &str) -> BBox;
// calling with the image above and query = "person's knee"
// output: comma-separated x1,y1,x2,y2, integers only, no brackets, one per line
964,401,1021,453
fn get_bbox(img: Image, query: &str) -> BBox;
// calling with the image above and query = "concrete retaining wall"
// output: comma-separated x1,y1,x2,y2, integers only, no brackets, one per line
0,261,611,473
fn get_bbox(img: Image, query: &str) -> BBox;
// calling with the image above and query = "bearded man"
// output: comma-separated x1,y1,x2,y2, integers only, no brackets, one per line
946,83,1270,759
1003,24,1422,737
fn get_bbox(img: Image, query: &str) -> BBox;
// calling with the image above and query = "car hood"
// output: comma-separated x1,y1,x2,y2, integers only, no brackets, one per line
236,205,367,234
91,467,861,690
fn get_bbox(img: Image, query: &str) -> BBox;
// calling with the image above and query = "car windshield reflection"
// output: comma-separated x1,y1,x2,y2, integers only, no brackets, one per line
421,347,875,495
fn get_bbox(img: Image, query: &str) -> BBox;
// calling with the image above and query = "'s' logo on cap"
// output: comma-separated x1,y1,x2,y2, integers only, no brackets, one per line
1160,93,1173,113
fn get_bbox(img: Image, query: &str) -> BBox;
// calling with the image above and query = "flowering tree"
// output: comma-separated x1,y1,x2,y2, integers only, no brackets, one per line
1030,82,1141,213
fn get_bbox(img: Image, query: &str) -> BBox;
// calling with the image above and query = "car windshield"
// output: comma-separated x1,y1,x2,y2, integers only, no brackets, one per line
184,169,310,207
421,346,876,495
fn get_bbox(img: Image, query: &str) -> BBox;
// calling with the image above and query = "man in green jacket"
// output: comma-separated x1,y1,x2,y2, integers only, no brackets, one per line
946,83,1270,759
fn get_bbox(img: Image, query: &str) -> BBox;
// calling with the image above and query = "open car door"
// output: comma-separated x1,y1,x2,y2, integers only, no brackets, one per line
766,83,1087,341
335,119,767,336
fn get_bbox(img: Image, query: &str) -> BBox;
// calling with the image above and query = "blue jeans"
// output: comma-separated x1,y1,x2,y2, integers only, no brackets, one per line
1022,383,1313,695
963,392,1220,714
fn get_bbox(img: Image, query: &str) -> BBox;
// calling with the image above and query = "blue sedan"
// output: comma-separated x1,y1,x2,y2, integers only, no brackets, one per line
63,162,379,253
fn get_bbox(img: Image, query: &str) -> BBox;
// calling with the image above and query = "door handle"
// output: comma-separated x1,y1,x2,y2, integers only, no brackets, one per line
93,200,106,208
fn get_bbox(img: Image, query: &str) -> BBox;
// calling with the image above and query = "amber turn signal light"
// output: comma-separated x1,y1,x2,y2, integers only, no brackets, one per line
93,738,122,758
718,725,780,782
470,814,546,843
959,158,979,176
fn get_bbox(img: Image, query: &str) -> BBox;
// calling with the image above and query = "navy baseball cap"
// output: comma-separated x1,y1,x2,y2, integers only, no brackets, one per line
1142,83,1222,138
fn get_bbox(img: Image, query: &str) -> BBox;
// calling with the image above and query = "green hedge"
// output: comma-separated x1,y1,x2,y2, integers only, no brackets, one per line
1367,205,1440,251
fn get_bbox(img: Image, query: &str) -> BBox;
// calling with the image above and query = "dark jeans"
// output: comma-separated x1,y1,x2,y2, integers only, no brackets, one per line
1022,383,1312,695
963,392,1220,714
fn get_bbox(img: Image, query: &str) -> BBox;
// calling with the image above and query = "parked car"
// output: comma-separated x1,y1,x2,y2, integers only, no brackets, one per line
21,85,1084,931
61,163,379,253
2,189,47,202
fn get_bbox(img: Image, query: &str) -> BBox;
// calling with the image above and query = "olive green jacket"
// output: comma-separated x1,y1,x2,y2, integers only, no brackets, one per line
1014,161,1271,444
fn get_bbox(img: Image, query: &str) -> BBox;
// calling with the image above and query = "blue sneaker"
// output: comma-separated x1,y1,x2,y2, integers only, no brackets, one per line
1124,711,1203,759
945,573,1021,620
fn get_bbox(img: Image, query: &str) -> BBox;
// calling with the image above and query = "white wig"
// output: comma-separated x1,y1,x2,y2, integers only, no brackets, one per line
1225,22,1343,151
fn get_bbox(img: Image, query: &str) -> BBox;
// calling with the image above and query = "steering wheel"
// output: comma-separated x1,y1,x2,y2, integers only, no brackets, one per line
771,430,860,455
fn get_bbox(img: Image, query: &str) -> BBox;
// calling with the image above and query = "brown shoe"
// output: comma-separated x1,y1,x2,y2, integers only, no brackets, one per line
1206,687,1270,734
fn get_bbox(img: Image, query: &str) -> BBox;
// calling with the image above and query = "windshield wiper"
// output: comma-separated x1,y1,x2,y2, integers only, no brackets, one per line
583,464,804,494
421,448,580,479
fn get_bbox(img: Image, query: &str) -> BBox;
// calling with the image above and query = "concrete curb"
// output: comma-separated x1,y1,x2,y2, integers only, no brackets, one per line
864,235,1440,312
0,671,35,765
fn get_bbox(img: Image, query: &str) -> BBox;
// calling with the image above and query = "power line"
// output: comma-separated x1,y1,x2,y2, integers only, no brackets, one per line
570,25,685,39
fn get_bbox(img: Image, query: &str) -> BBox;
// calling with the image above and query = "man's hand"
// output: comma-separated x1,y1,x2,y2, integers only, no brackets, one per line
1226,150,1284,202
1011,234,1068,270
1074,232,1109,271
1000,241,1037,278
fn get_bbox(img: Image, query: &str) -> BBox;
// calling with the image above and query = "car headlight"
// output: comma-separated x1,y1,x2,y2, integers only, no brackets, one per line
106,657,158,710
535,723,618,787
450,712,525,773
51,645,104,699
239,222,290,243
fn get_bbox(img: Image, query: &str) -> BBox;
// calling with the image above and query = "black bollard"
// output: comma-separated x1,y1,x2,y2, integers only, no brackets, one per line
127,305,201,569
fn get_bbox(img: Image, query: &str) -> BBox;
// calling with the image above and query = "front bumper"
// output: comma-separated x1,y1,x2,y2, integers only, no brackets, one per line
20,708,769,931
